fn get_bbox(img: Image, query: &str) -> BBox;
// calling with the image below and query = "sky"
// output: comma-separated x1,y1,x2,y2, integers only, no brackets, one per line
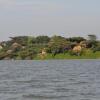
0,0,100,41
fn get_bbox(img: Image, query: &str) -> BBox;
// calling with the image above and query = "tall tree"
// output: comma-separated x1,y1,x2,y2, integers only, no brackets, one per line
48,36,70,56
67,37,86,43
36,36,50,44
87,34,97,49
88,34,97,41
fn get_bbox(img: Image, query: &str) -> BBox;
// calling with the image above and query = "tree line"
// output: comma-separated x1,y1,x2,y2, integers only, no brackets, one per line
0,34,100,60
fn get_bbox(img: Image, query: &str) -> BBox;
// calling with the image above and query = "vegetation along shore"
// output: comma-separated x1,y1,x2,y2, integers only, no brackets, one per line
0,34,100,60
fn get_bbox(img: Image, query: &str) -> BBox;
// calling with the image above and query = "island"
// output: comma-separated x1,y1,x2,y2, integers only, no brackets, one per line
0,34,100,60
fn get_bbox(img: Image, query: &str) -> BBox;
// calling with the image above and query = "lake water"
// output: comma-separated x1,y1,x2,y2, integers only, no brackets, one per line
0,60,100,100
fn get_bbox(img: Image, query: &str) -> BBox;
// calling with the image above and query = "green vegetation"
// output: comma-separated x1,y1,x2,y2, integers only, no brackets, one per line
0,34,100,60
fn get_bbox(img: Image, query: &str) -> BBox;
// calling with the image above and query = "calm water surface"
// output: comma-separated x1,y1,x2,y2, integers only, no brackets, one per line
0,60,100,100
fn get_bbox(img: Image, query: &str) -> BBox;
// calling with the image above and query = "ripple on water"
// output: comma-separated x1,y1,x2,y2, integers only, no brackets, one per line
0,60,100,100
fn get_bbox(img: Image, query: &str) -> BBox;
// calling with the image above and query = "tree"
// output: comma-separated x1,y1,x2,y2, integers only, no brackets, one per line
10,36,29,46
67,37,86,43
48,36,70,56
92,42,100,52
87,34,97,49
88,34,97,41
17,49,36,60
27,36,36,46
35,36,50,44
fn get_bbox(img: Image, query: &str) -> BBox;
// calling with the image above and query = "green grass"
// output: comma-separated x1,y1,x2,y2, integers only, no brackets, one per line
34,51,100,60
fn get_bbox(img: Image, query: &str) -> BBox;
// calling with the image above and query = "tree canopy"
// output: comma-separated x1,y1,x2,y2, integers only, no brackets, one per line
0,34,100,59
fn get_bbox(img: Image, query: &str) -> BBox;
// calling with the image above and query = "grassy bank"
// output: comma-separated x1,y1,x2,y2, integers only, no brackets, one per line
35,51,100,60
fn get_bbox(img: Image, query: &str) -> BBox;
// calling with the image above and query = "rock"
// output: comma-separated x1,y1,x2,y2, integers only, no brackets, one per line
11,42,21,49
6,50,13,54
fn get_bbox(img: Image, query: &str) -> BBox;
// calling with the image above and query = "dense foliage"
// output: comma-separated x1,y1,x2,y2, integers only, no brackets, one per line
0,35,100,60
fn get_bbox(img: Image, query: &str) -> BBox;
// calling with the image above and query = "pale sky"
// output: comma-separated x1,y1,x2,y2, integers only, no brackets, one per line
0,0,100,41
